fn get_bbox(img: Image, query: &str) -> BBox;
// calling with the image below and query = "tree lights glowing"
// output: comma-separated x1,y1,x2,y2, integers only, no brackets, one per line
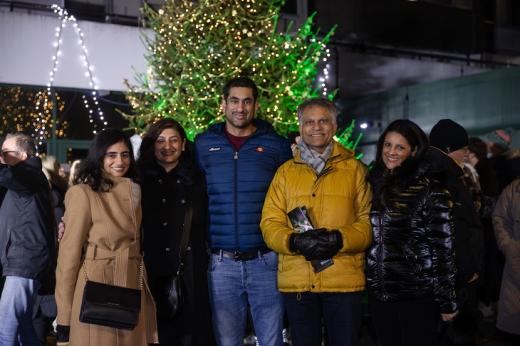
32,4,107,147
0,86,67,139
126,0,336,139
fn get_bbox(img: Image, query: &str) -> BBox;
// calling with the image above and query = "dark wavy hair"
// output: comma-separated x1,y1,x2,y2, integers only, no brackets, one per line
74,129,137,192
375,119,428,166
370,119,429,208
138,118,193,169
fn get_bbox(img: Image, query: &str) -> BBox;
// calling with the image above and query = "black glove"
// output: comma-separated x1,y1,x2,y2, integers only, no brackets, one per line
57,324,70,343
290,229,342,261
289,229,321,256
313,229,342,259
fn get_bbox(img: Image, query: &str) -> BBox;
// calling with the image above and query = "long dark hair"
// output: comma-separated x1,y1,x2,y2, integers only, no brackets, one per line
74,129,137,192
138,118,193,169
371,119,429,207
374,119,428,166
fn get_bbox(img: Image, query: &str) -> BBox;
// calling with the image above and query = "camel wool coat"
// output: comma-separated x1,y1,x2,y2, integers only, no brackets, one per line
56,178,158,345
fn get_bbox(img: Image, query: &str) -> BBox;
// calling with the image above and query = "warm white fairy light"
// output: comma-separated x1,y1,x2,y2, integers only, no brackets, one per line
34,4,107,146
320,48,331,96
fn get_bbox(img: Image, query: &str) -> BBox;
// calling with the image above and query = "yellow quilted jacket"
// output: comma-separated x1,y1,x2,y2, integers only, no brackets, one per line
261,142,372,292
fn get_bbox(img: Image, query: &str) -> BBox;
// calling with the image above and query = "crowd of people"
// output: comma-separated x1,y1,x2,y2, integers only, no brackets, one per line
0,76,518,346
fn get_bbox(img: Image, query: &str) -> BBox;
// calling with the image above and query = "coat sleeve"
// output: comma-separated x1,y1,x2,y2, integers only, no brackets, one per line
337,161,373,253
426,183,457,313
0,161,43,193
493,180,520,258
56,185,92,326
260,165,294,255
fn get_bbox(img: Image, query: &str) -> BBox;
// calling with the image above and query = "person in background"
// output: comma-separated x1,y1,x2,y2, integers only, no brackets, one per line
429,119,484,346
194,77,292,346
42,155,68,225
367,119,457,346
261,98,372,346
0,133,57,345
32,155,67,344
492,178,520,345
55,129,158,345
67,159,82,188
467,137,503,312
138,118,213,345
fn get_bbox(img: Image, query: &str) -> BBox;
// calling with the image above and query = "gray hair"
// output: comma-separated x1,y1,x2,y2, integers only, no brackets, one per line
5,133,36,157
297,98,339,124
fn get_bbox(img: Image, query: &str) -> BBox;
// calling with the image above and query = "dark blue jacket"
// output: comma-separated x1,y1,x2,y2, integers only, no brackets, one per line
195,119,292,251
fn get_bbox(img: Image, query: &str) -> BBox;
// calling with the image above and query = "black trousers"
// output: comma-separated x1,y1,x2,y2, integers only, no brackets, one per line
369,295,440,346
283,291,362,346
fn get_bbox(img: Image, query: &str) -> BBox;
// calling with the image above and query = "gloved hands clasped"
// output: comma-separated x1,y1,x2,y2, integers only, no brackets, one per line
289,228,342,261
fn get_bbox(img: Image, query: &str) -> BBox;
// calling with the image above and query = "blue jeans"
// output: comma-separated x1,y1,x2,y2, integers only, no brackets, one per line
0,276,41,346
284,291,363,346
208,250,283,346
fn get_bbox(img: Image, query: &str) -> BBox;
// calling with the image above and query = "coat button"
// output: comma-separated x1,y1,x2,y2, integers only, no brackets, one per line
186,246,191,251
181,199,186,204
312,193,316,197
163,222,168,227
165,247,170,252
176,179,181,184
162,198,166,204
158,179,163,184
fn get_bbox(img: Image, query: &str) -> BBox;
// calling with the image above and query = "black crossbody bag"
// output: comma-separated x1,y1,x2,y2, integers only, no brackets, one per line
79,235,144,330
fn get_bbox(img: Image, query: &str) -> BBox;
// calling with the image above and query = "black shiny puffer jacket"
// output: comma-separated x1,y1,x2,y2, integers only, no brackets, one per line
366,158,457,313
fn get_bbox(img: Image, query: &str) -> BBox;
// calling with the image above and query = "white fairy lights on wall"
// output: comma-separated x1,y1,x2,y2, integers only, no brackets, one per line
34,4,107,146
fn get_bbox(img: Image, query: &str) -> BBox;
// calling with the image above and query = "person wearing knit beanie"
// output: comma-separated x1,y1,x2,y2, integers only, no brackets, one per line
429,119,469,165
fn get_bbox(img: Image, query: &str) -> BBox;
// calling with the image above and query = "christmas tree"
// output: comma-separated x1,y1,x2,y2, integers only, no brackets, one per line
125,0,335,139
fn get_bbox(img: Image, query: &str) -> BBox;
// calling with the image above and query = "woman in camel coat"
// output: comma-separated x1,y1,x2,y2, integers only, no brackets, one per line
55,129,158,345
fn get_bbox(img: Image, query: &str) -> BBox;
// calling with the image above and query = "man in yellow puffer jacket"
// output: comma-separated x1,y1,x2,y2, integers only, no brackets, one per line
260,98,372,346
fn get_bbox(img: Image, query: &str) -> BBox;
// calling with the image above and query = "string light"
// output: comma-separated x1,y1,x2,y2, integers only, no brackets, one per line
34,4,107,146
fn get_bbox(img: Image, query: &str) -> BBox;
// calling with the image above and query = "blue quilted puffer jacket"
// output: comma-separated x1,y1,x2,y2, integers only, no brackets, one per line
195,119,292,251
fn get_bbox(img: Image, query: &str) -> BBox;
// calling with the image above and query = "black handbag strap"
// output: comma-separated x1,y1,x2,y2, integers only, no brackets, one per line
176,205,193,275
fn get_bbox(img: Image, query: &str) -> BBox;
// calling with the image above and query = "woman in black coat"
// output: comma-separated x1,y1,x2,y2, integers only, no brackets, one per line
138,119,213,346
366,119,458,346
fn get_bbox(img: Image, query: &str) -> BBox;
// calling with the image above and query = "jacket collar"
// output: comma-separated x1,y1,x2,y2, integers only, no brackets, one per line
208,118,275,138
140,160,195,185
424,146,463,178
294,141,355,165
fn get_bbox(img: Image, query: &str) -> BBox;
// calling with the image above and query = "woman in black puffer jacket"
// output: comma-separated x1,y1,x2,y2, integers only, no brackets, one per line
366,119,458,346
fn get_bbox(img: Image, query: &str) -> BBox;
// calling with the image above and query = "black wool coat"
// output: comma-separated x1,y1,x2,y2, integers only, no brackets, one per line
140,160,213,344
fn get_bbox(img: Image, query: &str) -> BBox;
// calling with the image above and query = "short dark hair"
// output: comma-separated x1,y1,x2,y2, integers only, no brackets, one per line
375,119,428,165
138,118,192,168
6,133,36,157
297,98,339,124
74,128,137,192
468,137,487,161
223,77,258,102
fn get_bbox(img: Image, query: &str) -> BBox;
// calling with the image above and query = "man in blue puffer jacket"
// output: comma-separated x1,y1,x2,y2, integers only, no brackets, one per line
195,77,292,346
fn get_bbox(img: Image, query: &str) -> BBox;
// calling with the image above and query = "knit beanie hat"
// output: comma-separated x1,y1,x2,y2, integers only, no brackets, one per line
429,119,469,153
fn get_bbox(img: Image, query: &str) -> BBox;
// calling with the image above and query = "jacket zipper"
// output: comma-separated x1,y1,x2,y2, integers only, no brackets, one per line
378,214,388,300
234,150,239,251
